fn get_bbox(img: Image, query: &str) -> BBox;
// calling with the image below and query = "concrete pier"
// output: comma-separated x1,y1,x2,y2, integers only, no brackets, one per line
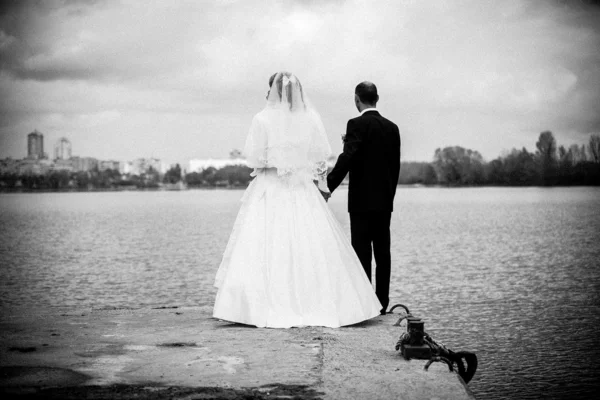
0,306,475,399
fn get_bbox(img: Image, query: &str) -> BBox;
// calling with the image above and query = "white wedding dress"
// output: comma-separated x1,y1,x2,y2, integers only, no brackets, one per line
213,72,381,328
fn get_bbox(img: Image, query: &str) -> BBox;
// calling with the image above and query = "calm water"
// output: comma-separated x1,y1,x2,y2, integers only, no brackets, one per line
1,187,599,399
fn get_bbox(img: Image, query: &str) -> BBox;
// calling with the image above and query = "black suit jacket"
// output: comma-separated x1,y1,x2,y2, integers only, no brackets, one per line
327,110,401,212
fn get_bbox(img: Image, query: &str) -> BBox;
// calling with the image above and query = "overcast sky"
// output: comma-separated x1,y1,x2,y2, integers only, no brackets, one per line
1,0,599,166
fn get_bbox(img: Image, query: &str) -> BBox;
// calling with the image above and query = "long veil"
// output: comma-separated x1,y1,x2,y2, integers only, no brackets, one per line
243,72,331,183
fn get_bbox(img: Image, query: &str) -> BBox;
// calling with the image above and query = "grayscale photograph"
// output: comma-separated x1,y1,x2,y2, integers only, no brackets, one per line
1,1,599,399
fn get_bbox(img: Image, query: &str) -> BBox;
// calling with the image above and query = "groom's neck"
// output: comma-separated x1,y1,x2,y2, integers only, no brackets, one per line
357,103,376,113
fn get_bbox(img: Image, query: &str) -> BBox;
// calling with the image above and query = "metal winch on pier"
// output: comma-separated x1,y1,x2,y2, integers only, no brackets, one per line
388,304,478,384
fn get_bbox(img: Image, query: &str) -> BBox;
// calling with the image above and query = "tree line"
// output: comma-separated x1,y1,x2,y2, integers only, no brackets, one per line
0,163,254,190
399,132,600,186
184,165,253,187
0,168,124,190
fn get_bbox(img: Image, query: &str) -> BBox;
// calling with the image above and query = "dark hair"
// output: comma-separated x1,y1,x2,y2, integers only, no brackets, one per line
355,81,379,105
267,72,306,110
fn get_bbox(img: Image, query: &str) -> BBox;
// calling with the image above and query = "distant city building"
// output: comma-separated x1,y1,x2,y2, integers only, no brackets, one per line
188,158,247,173
98,160,123,173
51,159,74,172
1,156,56,176
54,137,72,160
27,130,45,159
18,158,52,175
11,130,180,178
71,156,99,172
126,158,166,175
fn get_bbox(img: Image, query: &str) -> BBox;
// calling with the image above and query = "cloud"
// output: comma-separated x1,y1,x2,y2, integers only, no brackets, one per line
1,0,600,163
0,1,214,84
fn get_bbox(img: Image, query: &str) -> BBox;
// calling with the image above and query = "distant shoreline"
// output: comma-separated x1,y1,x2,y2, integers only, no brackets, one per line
2,183,599,194
0,186,246,193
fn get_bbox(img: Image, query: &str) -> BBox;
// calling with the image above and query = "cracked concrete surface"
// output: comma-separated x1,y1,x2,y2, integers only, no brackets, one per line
0,306,475,399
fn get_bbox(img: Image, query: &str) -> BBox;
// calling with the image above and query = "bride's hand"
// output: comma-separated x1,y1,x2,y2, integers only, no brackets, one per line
320,190,331,202
314,180,331,201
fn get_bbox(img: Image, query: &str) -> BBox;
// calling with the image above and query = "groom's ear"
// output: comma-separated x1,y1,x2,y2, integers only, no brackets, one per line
354,94,360,104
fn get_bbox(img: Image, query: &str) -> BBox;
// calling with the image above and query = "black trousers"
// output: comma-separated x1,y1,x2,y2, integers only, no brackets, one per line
349,211,392,312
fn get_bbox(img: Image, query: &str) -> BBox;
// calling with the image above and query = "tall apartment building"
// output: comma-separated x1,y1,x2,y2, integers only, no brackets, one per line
54,137,72,160
27,130,45,159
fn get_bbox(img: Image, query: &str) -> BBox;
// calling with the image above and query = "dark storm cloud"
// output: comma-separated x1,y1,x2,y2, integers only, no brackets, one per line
0,0,110,81
0,0,206,83
548,1,600,135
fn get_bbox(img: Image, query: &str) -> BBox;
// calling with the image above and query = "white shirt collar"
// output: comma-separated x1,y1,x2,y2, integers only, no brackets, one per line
360,107,378,116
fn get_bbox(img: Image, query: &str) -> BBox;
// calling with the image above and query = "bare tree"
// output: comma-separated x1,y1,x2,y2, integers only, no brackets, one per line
536,131,558,184
568,144,583,165
589,134,600,163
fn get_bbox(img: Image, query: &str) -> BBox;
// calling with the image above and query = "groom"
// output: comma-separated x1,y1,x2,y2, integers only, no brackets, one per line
326,81,401,315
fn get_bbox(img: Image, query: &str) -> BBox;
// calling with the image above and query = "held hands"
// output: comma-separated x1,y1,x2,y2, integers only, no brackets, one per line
314,180,331,202
320,190,331,202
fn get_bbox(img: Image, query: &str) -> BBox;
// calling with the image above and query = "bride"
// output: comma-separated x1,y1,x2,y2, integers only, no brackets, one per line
213,71,381,328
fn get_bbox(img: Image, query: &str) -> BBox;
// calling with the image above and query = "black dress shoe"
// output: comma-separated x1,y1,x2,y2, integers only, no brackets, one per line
380,310,386,315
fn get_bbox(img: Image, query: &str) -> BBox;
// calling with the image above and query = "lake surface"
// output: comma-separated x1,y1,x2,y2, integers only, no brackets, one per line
1,187,599,399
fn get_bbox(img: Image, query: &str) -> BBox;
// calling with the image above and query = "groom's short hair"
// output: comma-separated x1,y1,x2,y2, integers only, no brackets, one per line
355,82,379,105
